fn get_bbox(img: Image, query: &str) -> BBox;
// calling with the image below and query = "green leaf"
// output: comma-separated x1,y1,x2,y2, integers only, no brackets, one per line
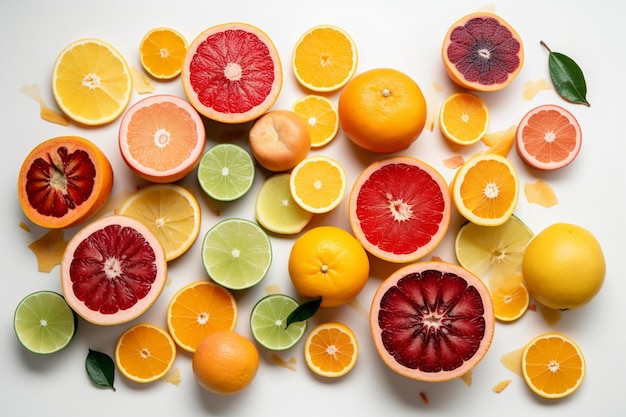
285,296,322,329
541,41,590,106
86,349,116,391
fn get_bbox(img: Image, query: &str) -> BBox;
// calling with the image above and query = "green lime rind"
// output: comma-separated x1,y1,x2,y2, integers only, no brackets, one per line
14,290,77,354
197,143,255,202
250,294,307,351
202,218,272,290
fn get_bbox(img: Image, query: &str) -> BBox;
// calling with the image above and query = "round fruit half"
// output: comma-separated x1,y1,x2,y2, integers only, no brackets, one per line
370,261,495,382
18,136,114,229
442,12,523,92
61,215,167,326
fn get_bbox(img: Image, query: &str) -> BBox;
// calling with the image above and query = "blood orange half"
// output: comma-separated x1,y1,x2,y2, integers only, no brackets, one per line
370,261,495,382
61,215,167,326
182,22,283,124
348,156,451,263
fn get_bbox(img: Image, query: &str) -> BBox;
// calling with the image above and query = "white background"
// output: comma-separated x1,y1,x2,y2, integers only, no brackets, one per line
1,0,625,415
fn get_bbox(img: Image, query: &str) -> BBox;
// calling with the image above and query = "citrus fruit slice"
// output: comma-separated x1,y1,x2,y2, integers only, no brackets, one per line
522,332,586,399
439,92,490,145
451,153,519,227
370,261,495,382
61,215,167,326
304,321,358,378
167,280,238,353
118,94,206,183
201,218,272,290
289,155,347,214
115,323,176,383
442,12,523,92
182,22,283,124
18,135,114,229
491,273,530,322
13,291,77,354
52,38,132,125
516,104,582,170
255,173,314,235
291,95,339,148
118,184,201,262
292,25,358,92
197,143,255,201
139,27,187,80
349,156,451,263
249,294,307,351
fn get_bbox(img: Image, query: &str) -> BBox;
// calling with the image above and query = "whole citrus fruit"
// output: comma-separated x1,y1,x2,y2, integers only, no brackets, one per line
522,223,605,310
192,330,259,395
338,68,427,153
288,226,369,308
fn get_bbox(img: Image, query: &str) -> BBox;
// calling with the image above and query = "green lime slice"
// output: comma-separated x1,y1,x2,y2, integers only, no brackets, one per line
197,143,255,201
250,294,307,350
255,173,313,235
14,291,77,354
202,218,272,290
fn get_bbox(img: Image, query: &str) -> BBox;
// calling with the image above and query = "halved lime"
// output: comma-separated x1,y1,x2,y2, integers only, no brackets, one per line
255,173,313,235
202,218,272,290
14,291,77,354
197,143,255,201
250,294,306,350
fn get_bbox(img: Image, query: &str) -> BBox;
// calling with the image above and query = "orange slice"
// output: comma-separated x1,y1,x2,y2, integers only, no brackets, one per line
304,322,358,378
439,92,490,145
491,273,530,322
139,27,188,80
291,95,339,148
289,155,347,214
292,25,358,92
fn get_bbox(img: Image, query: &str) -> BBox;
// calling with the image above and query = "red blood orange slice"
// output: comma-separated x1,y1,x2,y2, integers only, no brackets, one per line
442,12,523,92
348,156,451,263
61,215,167,326
17,136,114,229
516,104,582,170
370,261,495,382
182,22,283,124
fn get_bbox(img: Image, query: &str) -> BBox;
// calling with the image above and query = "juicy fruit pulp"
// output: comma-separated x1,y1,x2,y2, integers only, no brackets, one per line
370,261,495,382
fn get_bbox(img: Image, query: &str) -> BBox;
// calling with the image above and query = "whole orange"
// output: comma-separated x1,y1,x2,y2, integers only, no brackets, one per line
338,68,427,153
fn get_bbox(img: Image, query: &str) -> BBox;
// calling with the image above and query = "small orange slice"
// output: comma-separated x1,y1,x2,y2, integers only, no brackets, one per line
291,95,339,148
439,92,490,145
304,322,358,378
490,273,530,322
139,27,187,80
289,155,347,214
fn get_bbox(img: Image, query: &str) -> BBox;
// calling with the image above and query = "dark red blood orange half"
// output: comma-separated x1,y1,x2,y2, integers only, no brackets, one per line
61,215,167,326
370,261,495,382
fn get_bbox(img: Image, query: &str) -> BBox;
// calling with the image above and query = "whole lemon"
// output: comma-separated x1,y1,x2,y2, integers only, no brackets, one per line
522,223,605,310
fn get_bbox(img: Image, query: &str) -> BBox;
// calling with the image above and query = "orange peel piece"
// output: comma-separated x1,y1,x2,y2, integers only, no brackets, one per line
28,229,68,272
524,179,558,207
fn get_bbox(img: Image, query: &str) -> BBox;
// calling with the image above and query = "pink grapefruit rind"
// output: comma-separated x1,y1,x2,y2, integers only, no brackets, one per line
348,156,451,263
61,215,167,326
370,261,495,382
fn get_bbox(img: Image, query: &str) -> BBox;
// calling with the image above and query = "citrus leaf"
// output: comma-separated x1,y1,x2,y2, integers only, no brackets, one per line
86,349,116,391
285,296,322,328
541,41,590,106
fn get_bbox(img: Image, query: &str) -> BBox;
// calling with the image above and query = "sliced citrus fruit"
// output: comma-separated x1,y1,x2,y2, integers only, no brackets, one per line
52,38,132,125
491,273,530,322
516,104,582,170
167,280,238,353
249,294,307,351
118,94,205,183
304,322,358,378
197,143,255,201
349,156,451,263
451,153,519,227
255,173,314,235
439,92,490,145
291,95,339,148
139,27,187,80
202,218,272,290
522,332,586,399
370,261,495,382
292,25,358,92
118,184,201,262
115,322,176,383
61,215,167,326
182,22,282,124
13,291,77,354
289,155,347,214
18,135,114,229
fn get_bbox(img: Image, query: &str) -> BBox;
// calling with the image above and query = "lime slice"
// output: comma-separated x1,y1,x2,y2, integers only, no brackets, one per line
255,173,314,234
14,291,77,354
250,294,306,350
197,143,255,201
202,218,272,290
